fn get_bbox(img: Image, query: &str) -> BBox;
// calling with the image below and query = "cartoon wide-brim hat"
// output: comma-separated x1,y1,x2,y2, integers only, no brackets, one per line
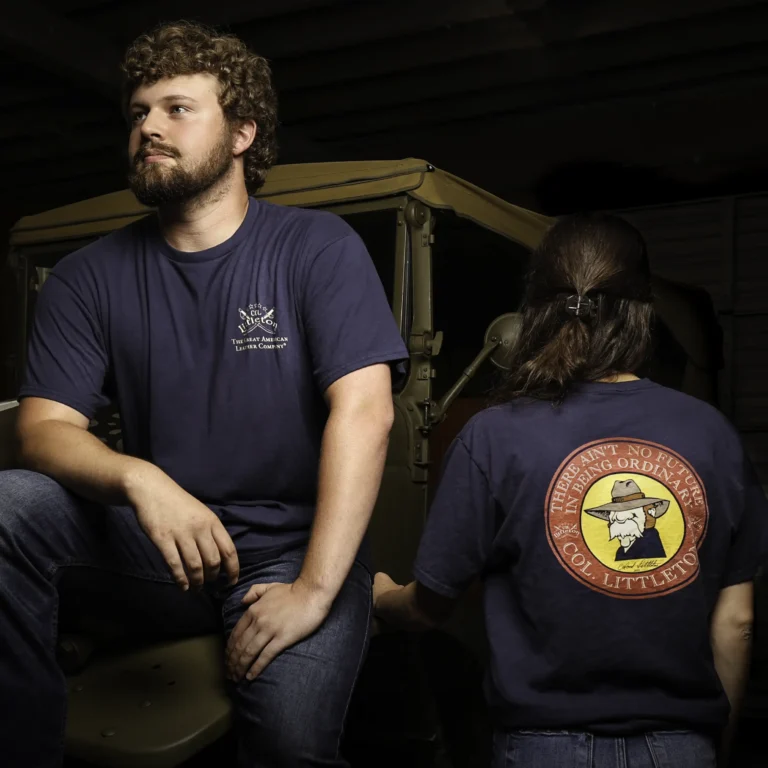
585,479,670,521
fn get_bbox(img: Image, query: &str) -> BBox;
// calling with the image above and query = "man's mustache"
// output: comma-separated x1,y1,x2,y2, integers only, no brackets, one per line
134,144,180,164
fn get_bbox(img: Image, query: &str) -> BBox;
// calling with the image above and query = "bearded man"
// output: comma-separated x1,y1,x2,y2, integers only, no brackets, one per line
0,21,406,768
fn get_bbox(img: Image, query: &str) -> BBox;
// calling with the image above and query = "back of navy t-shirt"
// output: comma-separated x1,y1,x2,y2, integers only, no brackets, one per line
414,379,768,734
21,200,408,555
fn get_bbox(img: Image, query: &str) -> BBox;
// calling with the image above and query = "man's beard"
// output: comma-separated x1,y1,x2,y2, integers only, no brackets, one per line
128,128,234,207
608,509,645,551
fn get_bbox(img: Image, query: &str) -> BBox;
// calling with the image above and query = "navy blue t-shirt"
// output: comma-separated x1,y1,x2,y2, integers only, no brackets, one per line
21,199,408,555
414,379,768,734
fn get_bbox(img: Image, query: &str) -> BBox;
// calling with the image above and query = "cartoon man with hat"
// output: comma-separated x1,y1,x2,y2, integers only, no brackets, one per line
585,479,670,561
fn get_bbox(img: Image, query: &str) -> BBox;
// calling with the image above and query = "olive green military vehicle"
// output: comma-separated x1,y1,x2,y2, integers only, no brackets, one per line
2,159,723,767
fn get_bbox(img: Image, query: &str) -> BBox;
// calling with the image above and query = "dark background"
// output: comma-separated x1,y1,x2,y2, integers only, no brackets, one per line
1,2,768,765
3,0,768,216
4,0,768,476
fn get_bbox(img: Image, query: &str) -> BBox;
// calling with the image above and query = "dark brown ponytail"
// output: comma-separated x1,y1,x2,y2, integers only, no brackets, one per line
495,213,654,403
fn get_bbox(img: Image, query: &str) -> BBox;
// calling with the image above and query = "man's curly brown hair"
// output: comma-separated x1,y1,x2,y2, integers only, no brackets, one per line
121,21,278,192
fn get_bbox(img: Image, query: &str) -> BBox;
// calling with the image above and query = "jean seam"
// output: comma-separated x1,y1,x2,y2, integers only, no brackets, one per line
333,566,372,762
645,733,662,768
52,565,66,760
516,730,579,736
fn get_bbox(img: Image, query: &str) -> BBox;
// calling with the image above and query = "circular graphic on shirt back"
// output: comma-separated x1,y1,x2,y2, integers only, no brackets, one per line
545,439,708,599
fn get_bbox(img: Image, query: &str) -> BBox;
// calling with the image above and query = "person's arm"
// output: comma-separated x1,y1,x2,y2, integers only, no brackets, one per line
711,581,754,764
17,267,238,591
710,433,768,765
17,396,240,590
17,267,150,505
373,574,457,631
297,362,394,598
226,363,394,681
225,227,407,681
17,269,148,505
18,396,148,506
372,429,498,635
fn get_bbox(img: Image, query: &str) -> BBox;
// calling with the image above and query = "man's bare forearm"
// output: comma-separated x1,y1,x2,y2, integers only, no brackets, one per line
19,419,156,506
297,401,392,604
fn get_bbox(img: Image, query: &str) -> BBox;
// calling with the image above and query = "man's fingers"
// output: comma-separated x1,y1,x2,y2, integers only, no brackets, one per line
211,522,240,585
241,583,272,605
195,531,221,583
245,638,281,680
176,537,205,589
234,630,272,680
226,610,255,663
156,539,189,591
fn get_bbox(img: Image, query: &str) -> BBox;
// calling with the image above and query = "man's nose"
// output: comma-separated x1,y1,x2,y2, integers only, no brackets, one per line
140,109,165,140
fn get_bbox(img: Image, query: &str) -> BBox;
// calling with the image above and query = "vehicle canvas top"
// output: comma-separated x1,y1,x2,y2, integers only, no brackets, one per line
9,158,551,249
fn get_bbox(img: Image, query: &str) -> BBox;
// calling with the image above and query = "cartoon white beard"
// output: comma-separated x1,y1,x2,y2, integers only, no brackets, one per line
608,508,646,551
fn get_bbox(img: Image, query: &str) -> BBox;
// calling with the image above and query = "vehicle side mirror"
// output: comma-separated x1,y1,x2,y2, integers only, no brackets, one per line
484,312,523,371
429,312,523,424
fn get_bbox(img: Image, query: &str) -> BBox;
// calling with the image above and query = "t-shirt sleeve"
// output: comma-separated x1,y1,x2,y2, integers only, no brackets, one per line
19,272,110,419
300,233,408,392
722,451,768,588
413,437,498,598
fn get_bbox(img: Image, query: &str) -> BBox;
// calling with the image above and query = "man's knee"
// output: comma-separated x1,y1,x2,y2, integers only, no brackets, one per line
0,469,71,536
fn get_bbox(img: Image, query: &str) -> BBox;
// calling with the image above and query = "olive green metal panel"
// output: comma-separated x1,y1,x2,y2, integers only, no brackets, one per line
402,201,435,484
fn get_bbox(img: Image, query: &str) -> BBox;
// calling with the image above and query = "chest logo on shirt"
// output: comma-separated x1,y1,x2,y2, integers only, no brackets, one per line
231,303,289,352
545,439,708,599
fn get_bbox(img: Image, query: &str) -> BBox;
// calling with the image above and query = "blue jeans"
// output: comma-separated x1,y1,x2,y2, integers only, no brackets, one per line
493,730,718,768
0,469,371,768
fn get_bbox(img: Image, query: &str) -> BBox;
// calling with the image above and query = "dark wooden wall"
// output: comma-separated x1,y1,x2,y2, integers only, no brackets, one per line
620,195,768,484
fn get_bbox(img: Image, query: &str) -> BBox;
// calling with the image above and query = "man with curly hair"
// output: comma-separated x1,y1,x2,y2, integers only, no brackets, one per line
0,21,407,768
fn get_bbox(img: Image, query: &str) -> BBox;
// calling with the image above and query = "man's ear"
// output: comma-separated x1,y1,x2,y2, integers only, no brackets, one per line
233,120,257,157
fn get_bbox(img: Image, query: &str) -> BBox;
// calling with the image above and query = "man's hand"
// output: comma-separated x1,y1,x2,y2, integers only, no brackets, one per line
373,572,403,606
127,465,239,591
226,580,332,681
371,572,404,637
374,573,456,632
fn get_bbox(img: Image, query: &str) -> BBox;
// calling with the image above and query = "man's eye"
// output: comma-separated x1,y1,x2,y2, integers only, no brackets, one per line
170,105,188,114
131,113,146,123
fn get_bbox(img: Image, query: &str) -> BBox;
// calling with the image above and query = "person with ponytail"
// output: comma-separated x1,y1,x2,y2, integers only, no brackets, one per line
373,213,767,767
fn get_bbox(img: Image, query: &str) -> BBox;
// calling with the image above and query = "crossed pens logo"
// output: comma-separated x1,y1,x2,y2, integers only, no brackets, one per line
238,303,277,336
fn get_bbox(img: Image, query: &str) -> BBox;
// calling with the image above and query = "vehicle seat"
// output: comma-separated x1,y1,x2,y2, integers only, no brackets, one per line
64,634,231,768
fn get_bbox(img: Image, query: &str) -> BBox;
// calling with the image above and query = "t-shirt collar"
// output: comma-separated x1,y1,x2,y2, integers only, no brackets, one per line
148,198,258,264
